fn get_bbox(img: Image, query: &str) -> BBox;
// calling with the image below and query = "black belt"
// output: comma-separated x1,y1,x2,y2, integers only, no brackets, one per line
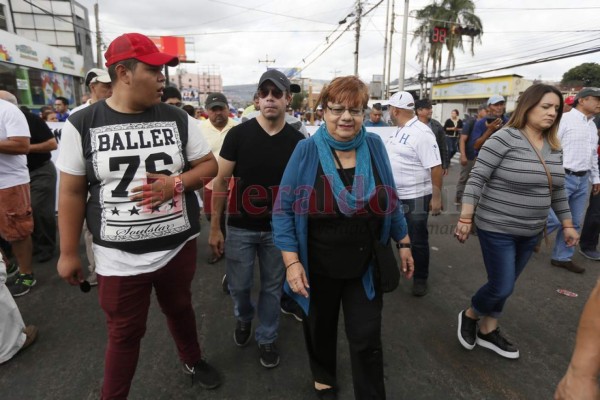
564,168,588,177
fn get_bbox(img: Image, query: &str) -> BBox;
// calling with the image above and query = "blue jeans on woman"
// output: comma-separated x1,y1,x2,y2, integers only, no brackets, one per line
224,226,285,345
471,228,539,318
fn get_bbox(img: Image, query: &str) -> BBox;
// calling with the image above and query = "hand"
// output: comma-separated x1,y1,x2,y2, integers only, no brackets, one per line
430,197,442,216
208,228,225,259
399,248,414,279
563,227,580,248
130,173,175,209
287,263,309,298
554,366,599,400
57,253,83,286
455,221,472,243
460,155,467,166
442,168,449,176
592,184,600,196
485,118,503,132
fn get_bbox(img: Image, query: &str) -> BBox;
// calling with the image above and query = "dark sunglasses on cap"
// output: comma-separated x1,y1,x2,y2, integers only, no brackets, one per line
257,86,284,99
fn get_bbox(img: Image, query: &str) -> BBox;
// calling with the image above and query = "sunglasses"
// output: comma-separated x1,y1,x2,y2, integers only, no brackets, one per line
258,86,284,99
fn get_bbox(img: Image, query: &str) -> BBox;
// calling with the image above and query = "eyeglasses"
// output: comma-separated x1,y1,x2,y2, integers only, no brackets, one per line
258,86,284,99
327,105,365,116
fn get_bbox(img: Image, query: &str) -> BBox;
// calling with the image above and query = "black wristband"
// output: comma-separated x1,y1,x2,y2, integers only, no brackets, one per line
396,242,412,249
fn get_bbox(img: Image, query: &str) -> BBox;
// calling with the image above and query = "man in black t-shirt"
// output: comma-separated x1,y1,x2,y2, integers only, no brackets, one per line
23,110,58,262
209,70,303,369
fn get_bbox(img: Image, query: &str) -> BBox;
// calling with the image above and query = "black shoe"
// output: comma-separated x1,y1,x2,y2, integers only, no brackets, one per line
183,359,221,389
551,259,585,274
9,273,36,297
476,328,519,359
457,310,478,350
412,279,428,297
233,320,252,347
221,274,229,294
258,342,280,368
281,304,303,322
314,386,337,399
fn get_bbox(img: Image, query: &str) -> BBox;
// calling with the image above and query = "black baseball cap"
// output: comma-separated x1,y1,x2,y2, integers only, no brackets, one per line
414,99,432,109
258,70,301,93
205,92,228,109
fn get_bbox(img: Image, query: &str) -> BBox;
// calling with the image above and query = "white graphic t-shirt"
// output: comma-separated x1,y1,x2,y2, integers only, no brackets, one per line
57,101,211,276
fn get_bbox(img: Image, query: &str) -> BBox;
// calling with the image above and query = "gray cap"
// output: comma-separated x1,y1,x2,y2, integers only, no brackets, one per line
487,94,505,105
258,70,301,93
575,87,600,100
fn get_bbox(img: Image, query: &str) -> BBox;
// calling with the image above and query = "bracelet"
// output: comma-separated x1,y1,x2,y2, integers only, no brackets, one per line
459,219,473,224
286,260,300,269
459,216,473,220
396,242,412,249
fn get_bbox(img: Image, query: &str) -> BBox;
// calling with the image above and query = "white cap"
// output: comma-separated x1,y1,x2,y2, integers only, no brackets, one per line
384,91,415,110
85,68,111,86
316,104,323,111
487,94,505,106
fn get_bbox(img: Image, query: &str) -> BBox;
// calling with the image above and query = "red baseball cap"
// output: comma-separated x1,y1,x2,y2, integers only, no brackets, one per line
104,33,179,68
564,95,575,106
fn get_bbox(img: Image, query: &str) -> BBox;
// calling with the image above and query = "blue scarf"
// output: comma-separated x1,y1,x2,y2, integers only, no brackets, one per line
313,124,376,215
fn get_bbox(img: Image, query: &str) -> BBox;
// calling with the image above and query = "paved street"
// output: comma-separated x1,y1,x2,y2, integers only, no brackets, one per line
1,162,597,400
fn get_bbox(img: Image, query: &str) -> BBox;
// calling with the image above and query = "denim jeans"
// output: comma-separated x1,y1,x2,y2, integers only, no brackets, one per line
224,226,285,344
446,136,459,161
580,190,600,251
471,228,539,318
401,194,431,281
547,173,590,261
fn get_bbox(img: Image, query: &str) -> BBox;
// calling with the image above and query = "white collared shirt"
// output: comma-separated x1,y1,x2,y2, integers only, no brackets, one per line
558,108,600,184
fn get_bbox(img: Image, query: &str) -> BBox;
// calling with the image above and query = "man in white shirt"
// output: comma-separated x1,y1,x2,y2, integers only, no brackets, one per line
70,68,112,115
0,91,35,298
384,91,442,296
547,88,600,273
56,32,220,397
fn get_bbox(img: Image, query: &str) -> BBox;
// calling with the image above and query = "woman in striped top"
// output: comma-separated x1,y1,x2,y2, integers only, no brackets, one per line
454,84,580,359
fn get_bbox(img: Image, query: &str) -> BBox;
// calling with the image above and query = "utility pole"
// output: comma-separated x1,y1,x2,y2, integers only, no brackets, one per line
386,0,395,95
94,1,102,68
353,0,362,76
398,0,409,91
258,54,276,70
382,0,390,98
330,69,341,78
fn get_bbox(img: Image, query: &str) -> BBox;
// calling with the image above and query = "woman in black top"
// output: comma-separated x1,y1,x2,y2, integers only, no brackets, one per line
444,109,463,160
273,76,413,399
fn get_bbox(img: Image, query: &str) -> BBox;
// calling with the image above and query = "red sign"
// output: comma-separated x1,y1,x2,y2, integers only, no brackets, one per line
149,36,187,62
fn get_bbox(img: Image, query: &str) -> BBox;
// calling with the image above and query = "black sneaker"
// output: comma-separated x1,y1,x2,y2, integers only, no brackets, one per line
233,320,252,347
412,279,428,297
6,261,18,278
476,328,519,359
9,273,36,297
281,304,303,322
457,310,478,350
182,359,221,389
258,342,280,368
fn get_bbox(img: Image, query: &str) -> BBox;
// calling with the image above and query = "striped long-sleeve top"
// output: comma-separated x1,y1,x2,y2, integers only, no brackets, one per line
463,127,571,237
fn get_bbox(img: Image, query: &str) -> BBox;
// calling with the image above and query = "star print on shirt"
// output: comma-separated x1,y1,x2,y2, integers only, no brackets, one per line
111,207,120,215
129,205,140,215
151,205,161,213
170,199,178,209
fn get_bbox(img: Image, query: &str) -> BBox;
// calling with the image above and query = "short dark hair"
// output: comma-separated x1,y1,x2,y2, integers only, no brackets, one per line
107,58,140,81
55,96,69,106
161,86,182,102
181,104,195,117
372,103,382,111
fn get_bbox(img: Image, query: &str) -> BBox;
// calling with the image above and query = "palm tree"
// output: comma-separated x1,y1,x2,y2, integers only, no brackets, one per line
412,0,483,82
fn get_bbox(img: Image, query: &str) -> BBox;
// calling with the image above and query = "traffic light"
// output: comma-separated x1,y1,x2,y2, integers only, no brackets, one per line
462,26,481,36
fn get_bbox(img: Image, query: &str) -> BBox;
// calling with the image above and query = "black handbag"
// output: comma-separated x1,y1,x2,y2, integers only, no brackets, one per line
371,236,401,293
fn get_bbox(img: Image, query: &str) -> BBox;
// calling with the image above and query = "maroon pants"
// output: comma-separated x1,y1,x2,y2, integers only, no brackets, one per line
97,241,201,400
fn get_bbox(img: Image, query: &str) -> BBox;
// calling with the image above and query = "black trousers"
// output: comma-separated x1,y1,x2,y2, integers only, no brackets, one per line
30,161,57,257
303,272,385,400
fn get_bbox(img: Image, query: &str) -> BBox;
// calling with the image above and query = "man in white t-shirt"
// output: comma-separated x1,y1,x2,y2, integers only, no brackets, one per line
56,33,220,397
384,91,442,297
0,92,35,298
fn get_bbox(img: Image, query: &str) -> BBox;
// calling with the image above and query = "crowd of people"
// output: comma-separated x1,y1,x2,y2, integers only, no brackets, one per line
0,31,599,400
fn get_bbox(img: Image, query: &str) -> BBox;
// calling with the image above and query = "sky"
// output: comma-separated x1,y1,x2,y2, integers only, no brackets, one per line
80,0,600,87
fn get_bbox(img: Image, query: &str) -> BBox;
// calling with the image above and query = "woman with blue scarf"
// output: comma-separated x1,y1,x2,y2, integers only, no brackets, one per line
272,76,413,400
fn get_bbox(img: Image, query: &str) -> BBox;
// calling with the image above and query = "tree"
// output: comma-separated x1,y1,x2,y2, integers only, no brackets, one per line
561,63,600,88
412,0,483,82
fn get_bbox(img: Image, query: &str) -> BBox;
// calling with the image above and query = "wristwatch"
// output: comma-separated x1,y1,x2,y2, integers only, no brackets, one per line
173,175,184,194
396,242,412,249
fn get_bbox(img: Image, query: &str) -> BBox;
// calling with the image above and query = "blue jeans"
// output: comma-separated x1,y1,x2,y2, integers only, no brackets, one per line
401,194,431,281
446,136,459,160
224,226,285,344
547,173,590,261
471,229,539,318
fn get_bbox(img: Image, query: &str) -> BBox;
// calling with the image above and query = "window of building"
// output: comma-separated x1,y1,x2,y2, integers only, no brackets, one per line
0,4,8,31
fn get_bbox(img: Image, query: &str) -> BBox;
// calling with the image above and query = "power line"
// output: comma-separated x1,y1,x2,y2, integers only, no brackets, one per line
206,0,337,25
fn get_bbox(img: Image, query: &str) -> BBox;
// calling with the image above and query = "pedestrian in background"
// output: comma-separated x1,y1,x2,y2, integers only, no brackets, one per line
456,84,578,360
443,109,463,161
